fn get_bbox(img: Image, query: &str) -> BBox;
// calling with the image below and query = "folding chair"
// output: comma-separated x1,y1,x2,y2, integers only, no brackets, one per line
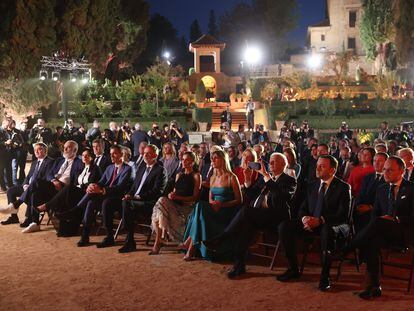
250,231,281,270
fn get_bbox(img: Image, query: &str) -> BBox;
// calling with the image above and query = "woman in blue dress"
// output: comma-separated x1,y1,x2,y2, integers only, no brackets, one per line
182,149,242,260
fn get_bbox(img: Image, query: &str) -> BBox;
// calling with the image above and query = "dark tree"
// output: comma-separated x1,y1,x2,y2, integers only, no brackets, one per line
208,10,219,38
189,19,203,43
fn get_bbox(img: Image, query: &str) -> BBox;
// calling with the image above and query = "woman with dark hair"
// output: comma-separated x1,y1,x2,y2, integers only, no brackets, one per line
182,150,242,260
36,148,102,235
347,147,376,197
150,151,201,255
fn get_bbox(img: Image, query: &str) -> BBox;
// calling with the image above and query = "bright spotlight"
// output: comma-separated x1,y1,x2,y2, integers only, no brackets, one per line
81,71,90,84
163,51,171,60
51,71,60,81
39,70,48,80
244,46,262,65
69,72,78,82
307,53,322,69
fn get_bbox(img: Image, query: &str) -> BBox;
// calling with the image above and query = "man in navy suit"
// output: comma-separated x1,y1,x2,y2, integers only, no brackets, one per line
130,123,149,160
342,156,414,299
0,142,53,225
277,155,351,292
77,145,132,247
21,140,83,233
92,138,111,172
118,144,167,253
354,152,388,231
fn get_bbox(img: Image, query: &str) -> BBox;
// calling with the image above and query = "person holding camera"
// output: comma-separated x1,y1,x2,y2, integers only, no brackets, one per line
119,120,132,148
148,123,162,149
169,120,188,151
336,121,353,140
29,118,53,147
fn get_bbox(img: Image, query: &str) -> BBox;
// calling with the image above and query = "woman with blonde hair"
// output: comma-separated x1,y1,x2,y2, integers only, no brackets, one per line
283,147,301,179
182,150,242,260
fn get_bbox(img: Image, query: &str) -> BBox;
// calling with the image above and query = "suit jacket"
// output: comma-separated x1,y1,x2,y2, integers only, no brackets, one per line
128,162,167,202
246,173,296,222
76,163,102,191
94,154,112,173
356,173,386,206
131,130,149,157
20,157,54,203
300,177,351,226
47,157,84,185
86,127,101,142
97,163,132,197
373,179,414,243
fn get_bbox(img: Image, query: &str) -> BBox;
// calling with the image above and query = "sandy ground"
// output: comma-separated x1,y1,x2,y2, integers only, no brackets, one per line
1,192,414,311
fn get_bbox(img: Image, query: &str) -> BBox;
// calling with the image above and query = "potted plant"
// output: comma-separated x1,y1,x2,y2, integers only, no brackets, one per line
192,107,212,131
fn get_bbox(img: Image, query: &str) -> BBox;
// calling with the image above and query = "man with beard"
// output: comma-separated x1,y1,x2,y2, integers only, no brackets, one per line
21,140,83,233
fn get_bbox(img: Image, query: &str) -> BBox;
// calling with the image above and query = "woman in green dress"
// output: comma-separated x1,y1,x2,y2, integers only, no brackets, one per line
182,149,242,260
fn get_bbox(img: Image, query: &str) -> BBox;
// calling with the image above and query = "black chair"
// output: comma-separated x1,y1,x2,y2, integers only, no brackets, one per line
380,246,414,294
250,231,280,270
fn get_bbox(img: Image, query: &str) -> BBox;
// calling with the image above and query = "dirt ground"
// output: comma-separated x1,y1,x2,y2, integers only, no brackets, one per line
1,192,414,311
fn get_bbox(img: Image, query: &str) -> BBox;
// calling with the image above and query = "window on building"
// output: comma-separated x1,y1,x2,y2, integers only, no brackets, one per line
349,11,357,28
348,37,356,50
321,34,325,41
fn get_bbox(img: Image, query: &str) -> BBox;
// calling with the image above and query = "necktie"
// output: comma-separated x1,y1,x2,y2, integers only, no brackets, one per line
404,169,410,180
135,156,143,168
314,182,327,217
375,173,381,181
387,184,397,216
95,156,101,166
29,161,41,184
56,160,69,179
109,166,118,187
135,167,151,196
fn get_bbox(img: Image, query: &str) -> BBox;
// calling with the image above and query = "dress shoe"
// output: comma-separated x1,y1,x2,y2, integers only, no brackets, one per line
0,203,17,215
20,218,31,228
77,236,90,247
276,268,300,282
96,237,115,248
227,265,246,279
21,222,40,233
1,214,19,225
318,277,331,292
358,285,382,299
118,242,137,253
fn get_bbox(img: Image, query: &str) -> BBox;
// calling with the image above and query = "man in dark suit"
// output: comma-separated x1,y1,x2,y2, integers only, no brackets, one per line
130,123,149,160
92,138,111,172
77,145,132,247
118,144,167,253
0,143,53,225
397,148,414,182
21,140,83,233
86,120,101,145
204,153,297,278
342,156,414,299
277,155,351,292
354,152,388,231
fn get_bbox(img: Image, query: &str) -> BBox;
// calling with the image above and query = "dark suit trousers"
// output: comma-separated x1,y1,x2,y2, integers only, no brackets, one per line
122,199,154,242
46,185,85,213
6,185,23,205
278,219,337,277
82,196,121,238
28,180,59,224
347,217,406,286
224,207,283,266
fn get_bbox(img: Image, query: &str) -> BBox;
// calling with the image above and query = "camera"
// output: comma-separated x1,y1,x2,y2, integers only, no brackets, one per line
248,162,261,170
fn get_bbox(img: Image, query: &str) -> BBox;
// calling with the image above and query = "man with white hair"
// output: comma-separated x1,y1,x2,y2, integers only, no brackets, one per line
131,122,149,160
397,148,414,182
21,140,83,233
203,152,297,278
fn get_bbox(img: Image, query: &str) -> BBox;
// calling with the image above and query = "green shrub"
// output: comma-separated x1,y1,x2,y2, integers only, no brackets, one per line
189,68,195,76
140,100,157,117
318,98,336,118
192,107,212,123
195,81,206,103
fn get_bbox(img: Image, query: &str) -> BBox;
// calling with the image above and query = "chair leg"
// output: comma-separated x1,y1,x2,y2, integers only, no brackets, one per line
270,240,280,270
114,218,123,240
39,212,45,225
354,249,360,272
407,251,414,294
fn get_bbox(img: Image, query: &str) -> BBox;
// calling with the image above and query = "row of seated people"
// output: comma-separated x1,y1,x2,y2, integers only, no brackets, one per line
0,139,413,300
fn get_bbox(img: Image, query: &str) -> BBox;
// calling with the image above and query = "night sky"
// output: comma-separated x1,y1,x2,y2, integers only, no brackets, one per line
147,0,327,47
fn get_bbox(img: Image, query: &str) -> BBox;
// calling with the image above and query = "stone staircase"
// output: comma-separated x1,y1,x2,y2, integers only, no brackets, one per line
211,110,247,131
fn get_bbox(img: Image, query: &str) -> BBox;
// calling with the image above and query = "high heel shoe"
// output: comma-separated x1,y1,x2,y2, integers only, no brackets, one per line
183,247,195,261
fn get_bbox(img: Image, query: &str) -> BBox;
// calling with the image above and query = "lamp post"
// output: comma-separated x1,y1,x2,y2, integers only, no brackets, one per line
39,53,91,122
